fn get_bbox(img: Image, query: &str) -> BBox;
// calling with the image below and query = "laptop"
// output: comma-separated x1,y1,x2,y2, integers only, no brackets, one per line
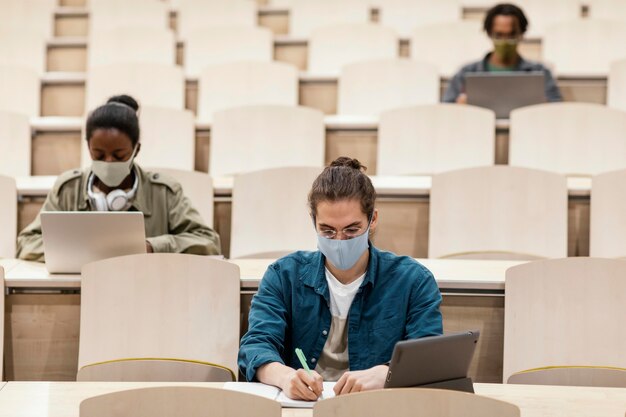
41,211,147,274
465,72,546,118
384,330,480,393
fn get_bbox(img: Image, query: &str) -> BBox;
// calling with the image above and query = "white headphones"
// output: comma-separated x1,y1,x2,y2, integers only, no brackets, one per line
87,172,139,212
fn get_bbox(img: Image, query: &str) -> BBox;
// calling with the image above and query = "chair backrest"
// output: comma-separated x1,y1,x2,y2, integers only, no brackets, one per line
88,28,176,68
81,106,195,171
377,104,495,175
507,367,626,387
590,169,626,258
177,0,258,40
543,19,626,77
76,359,232,382
184,27,273,78
0,0,56,38
210,105,325,177
513,0,581,38
587,0,626,20
79,387,282,417
89,0,170,32
378,0,462,37
509,103,626,176
230,167,321,259
197,61,298,123
338,59,439,117
308,24,399,76
0,31,47,74
86,63,185,111
0,176,17,259
0,111,31,177
410,21,491,78
428,166,568,259
290,0,371,37
504,257,626,384
313,388,520,417
0,66,40,117
607,58,626,112
147,168,214,228
78,254,240,377
0,268,4,380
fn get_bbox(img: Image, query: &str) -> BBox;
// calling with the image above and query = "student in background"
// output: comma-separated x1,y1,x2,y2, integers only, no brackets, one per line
238,157,442,400
16,95,221,261
443,3,562,103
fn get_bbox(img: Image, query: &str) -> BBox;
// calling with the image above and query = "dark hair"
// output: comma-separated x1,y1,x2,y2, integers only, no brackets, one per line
483,3,528,35
85,94,140,146
308,157,376,220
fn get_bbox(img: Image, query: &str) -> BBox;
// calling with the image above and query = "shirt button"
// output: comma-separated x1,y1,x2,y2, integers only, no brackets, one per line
311,358,317,363
322,330,328,336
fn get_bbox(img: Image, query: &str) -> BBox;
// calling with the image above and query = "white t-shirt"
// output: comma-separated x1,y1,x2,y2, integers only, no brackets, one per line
314,268,366,381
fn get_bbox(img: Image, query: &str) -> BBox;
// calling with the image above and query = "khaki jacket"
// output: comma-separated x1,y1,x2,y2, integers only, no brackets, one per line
16,165,221,262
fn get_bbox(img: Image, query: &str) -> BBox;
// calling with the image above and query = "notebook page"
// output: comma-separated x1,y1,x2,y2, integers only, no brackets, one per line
276,381,337,408
223,382,280,401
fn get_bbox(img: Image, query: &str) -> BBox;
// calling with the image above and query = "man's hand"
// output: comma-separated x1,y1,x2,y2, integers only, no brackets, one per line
456,93,468,104
334,365,389,396
145,241,153,253
280,368,324,401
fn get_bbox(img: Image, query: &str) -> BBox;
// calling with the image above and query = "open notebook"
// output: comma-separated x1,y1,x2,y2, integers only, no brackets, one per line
224,382,336,408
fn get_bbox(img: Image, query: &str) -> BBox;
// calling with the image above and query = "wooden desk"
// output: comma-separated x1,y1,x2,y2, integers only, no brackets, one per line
3,258,515,383
15,174,593,260
0,381,625,417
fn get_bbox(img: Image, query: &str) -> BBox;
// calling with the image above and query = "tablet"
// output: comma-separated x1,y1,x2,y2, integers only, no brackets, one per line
41,211,146,274
384,330,480,393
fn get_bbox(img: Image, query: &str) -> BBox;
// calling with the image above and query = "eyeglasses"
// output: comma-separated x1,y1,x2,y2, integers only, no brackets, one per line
317,226,365,240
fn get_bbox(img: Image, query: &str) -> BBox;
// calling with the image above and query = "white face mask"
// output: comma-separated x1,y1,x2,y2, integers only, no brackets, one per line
317,226,370,270
90,145,138,187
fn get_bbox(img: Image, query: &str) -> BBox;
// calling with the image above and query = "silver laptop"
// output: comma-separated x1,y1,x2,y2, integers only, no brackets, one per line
466,72,546,118
41,211,146,274
384,330,480,393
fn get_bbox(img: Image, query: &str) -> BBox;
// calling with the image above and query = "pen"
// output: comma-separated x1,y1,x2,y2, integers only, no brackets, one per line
295,348,323,400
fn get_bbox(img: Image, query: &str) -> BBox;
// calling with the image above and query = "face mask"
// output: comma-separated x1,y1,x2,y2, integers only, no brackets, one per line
493,39,518,62
91,145,138,187
317,226,370,271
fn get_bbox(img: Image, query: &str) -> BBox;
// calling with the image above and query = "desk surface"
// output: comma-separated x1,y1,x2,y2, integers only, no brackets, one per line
14,174,592,199
4,258,524,291
0,382,624,417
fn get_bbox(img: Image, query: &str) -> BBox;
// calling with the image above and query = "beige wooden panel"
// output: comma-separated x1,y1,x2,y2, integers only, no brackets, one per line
442,295,504,384
314,387,519,417
514,0,581,38
259,10,289,35
300,79,337,114
504,258,626,383
195,131,210,173
231,167,321,258
290,0,370,37
325,129,377,174
42,84,85,117
88,28,176,68
0,112,31,177
4,294,80,381
0,67,40,117
372,198,429,258
60,0,86,5
32,132,81,175
55,15,88,37
48,46,87,72
0,177,17,259
569,198,590,257
79,255,240,376
177,0,257,40
77,360,233,383
18,198,45,234
79,386,281,417
559,79,607,104
589,169,626,258
214,200,232,259
508,368,626,387
495,127,509,165
186,80,198,114
429,167,569,260
275,43,308,70
378,0,462,38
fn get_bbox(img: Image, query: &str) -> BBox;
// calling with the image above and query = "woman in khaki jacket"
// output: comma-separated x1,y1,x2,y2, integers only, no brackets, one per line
17,95,221,262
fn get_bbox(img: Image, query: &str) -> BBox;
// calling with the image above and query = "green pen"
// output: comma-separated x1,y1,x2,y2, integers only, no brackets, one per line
295,348,323,399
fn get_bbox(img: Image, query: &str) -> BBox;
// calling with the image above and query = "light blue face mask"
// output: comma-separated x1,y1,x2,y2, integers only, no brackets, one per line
317,225,370,271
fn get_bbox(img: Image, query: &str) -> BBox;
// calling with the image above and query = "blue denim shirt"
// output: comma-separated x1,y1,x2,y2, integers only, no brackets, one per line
238,245,443,382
